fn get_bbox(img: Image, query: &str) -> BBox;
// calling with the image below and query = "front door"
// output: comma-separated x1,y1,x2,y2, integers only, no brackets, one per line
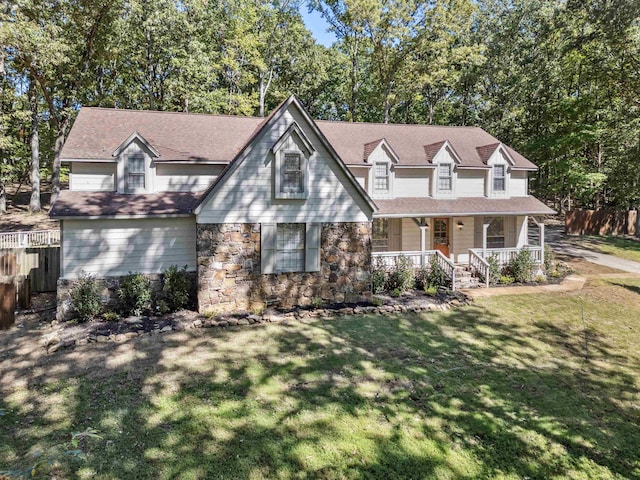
433,218,450,257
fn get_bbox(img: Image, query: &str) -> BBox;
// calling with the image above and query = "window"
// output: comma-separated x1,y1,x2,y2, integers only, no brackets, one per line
372,218,389,252
281,153,303,194
493,164,506,192
276,224,305,272
486,217,505,248
438,163,452,192
374,162,389,192
127,154,145,191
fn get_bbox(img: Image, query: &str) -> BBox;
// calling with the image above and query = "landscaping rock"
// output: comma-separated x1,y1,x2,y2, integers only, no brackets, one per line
160,326,173,333
96,335,109,343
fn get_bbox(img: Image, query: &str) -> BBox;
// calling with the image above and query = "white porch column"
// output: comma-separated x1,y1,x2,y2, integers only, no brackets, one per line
420,225,428,266
483,222,489,257
540,222,545,254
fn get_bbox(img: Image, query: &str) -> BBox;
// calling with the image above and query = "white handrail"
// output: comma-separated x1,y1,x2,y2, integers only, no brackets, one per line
469,249,490,287
475,246,543,266
434,250,457,290
0,229,60,249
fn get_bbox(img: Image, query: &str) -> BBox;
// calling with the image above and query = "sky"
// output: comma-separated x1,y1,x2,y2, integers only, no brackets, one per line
299,7,336,47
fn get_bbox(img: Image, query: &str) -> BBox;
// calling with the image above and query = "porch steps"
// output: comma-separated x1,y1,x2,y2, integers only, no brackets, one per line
455,266,480,289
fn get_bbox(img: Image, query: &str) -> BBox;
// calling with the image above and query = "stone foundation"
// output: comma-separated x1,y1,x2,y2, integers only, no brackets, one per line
57,272,196,321
197,222,372,313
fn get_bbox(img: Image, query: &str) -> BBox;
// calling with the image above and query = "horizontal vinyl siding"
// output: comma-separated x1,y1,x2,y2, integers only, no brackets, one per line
70,162,116,191
197,108,371,224
155,164,224,192
451,216,474,263
62,217,196,279
395,170,429,197
456,170,485,197
510,171,528,196
401,218,431,251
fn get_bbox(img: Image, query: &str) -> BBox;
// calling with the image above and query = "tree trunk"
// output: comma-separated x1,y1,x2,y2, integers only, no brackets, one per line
29,79,41,213
0,181,6,215
49,114,69,208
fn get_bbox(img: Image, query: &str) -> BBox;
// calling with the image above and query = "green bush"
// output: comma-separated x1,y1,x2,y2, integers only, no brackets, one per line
70,272,102,322
424,284,438,296
487,254,501,286
310,297,323,309
544,245,553,271
505,248,535,283
500,275,515,285
414,266,430,290
390,288,402,298
118,272,152,316
427,256,448,288
371,257,387,293
162,265,191,312
102,311,119,322
386,255,414,293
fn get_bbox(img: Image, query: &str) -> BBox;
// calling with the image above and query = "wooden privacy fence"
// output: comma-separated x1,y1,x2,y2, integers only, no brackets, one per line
565,209,639,236
0,247,60,292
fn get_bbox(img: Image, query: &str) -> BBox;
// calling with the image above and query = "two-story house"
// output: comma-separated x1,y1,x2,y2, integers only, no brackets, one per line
51,96,553,315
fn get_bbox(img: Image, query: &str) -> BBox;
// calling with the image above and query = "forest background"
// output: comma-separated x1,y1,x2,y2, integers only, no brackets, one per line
1,0,639,214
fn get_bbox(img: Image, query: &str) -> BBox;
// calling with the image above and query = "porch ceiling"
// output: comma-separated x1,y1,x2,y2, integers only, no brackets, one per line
373,196,556,218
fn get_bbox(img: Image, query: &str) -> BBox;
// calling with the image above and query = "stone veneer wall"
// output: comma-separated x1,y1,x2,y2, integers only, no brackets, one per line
197,222,372,313
57,272,196,321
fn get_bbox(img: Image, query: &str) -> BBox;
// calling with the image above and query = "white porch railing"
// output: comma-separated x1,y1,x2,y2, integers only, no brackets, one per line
0,229,60,249
471,246,543,267
371,250,457,290
469,249,490,288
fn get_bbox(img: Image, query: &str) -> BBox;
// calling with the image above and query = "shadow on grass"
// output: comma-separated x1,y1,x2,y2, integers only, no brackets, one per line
2,301,640,478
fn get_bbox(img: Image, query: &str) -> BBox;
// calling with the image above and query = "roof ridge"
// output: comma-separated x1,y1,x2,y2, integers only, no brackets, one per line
315,119,484,129
81,106,264,120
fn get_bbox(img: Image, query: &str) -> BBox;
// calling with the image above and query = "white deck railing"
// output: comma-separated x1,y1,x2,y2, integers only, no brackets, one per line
471,246,543,266
0,229,60,249
372,250,457,289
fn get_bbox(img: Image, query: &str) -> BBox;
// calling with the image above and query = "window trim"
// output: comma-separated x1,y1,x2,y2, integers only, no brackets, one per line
276,223,305,273
437,163,453,193
486,216,505,248
274,149,308,199
372,218,389,252
125,153,146,193
493,164,506,193
373,162,390,193
261,223,321,274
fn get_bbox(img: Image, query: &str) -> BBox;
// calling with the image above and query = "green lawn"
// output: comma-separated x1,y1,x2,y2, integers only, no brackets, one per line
580,235,640,263
2,278,640,479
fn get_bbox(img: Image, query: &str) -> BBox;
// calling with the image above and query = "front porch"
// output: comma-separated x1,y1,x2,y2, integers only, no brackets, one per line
372,215,546,289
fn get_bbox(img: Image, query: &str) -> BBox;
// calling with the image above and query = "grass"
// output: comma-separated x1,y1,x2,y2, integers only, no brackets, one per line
580,235,640,263
2,277,640,479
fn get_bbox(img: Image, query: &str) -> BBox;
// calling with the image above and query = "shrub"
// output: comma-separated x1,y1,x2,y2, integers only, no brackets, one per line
390,288,402,298
544,245,553,271
427,256,448,288
505,248,536,283
70,272,102,322
414,266,430,290
487,254,501,286
371,257,388,293
500,275,515,285
162,265,191,312
371,296,384,306
118,272,152,316
424,284,438,296
102,311,119,322
386,255,414,293
310,297,323,309
534,275,547,284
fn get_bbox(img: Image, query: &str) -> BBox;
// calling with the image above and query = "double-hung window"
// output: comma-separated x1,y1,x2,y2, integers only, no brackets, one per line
281,153,303,194
438,163,452,192
486,217,505,248
127,154,145,191
276,224,305,272
372,218,389,252
493,164,506,192
374,162,389,193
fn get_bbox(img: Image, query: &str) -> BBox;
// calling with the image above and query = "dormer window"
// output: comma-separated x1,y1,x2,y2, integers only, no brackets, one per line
493,165,506,192
374,162,389,192
282,153,304,194
126,153,146,191
272,122,314,200
438,164,452,192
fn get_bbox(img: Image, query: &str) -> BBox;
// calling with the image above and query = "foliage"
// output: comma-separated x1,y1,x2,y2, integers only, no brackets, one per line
385,255,414,293
0,428,101,479
424,284,438,296
310,297,323,309
390,288,402,298
427,256,448,289
499,275,515,285
102,311,119,322
504,249,536,283
534,275,547,284
544,245,553,272
487,254,501,286
118,272,152,316
70,272,102,322
162,265,191,312
413,266,430,291
371,296,384,307
371,257,387,294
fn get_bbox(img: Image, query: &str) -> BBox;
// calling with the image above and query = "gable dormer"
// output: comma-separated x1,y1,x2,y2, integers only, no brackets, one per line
426,140,462,199
271,122,316,200
477,143,514,198
364,138,398,199
113,132,159,194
